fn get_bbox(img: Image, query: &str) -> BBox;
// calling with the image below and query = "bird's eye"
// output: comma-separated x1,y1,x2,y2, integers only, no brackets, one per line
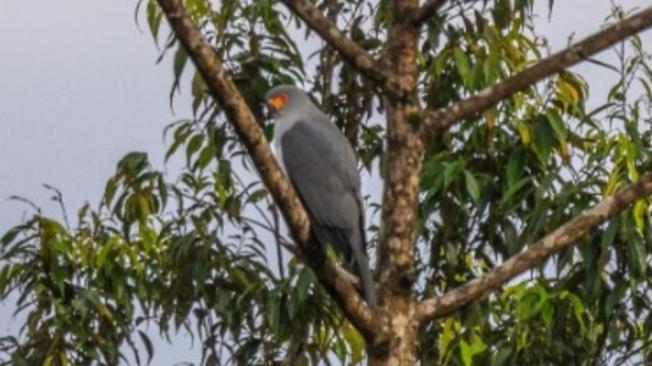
267,93,288,110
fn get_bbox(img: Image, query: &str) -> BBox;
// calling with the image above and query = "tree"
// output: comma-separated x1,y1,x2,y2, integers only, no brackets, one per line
2,0,652,364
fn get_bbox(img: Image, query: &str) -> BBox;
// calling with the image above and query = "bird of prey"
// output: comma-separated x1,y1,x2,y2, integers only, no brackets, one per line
265,85,377,306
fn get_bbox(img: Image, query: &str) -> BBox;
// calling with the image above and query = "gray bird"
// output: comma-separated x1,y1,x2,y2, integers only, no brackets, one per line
265,85,377,306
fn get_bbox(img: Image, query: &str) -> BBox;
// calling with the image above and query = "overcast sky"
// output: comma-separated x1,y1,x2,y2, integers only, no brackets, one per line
1,1,651,365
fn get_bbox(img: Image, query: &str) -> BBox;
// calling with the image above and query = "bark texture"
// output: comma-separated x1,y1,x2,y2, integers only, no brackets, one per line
369,0,422,364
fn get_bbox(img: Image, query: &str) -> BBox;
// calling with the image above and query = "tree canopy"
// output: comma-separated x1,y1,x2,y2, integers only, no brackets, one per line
3,0,652,365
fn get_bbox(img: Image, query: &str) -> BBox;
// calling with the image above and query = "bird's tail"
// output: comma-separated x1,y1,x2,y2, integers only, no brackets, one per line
318,221,377,306
353,247,377,306
350,225,377,307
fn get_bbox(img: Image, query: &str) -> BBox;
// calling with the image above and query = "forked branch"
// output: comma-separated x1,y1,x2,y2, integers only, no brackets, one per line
156,0,377,340
417,171,652,322
423,6,652,139
278,0,406,97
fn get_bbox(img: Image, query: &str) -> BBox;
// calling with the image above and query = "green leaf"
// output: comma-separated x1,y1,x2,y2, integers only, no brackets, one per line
165,121,191,162
118,151,149,175
60,352,69,366
483,55,501,84
470,62,484,90
628,235,647,279
43,356,54,366
138,330,154,365
556,71,585,110
532,117,555,166
505,149,526,187
433,49,452,79
566,293,586,333
146,0,163,44
288,267,313,320
501,177,530,205
104,177,118,205
517,287,546,320
464,170,481,203
545,108,567,141
157,174,168,210
540,302,553,326
0,265,11,294
341,323,364,365
185,134,204,165
197,144,216,169
139,223,158,251
444,161,465,188
96,242,113,267
266,290,281,336
601,220,619,249
605,281,627,318
295,267,313,305
492,0,513,29
1,227,20,245
468,333,487,355
632,199,647,233
515,120,531,144
246,189,267,204
491,346,512,366
186,0,210,20
205,354,219,366
460,340,473,366
191,72,207,113
171,46,189,100
438,317,459,362
453,47,472,87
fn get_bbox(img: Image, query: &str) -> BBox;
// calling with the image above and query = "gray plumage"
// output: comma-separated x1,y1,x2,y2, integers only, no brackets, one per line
266,85,376,306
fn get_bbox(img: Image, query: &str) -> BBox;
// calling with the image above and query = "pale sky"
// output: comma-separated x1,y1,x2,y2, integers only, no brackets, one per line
1,0,651,365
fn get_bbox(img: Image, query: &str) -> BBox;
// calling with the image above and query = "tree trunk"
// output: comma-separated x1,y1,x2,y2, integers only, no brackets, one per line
372,0,422,364
368,295,419,365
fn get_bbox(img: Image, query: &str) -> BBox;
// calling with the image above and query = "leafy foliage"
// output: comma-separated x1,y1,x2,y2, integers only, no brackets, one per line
2,1,652,365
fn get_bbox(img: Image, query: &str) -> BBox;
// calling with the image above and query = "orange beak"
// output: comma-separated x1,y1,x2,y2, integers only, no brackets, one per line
266,93,288,111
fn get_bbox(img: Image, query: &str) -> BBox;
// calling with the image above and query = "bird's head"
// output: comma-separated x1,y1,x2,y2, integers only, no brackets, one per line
265,85,312,118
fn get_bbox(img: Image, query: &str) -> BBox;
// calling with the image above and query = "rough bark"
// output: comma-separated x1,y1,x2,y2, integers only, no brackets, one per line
156,0,377,340
416,171,652,322
369,0,422,364
422,6,652,139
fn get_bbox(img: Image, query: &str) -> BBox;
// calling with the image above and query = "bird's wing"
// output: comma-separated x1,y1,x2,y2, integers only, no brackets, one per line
280,120,360,228
281,118,376,305
280,120,361,252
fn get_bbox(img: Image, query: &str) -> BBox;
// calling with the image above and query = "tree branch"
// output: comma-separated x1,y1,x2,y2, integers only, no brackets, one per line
416,171,652,322
278,0,406,97
156,0,378,340
410,0,447,26
422,6,652,139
